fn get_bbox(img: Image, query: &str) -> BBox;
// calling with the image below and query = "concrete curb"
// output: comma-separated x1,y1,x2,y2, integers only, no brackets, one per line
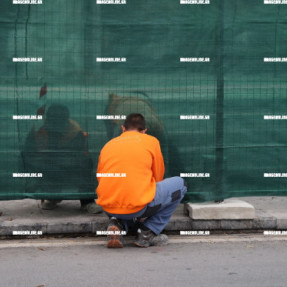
0,198,287,237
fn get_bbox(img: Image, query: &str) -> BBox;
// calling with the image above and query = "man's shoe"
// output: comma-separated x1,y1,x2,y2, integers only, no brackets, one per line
106,217,125,248
134,228,168,248
81,202,103,214
40,200,61,210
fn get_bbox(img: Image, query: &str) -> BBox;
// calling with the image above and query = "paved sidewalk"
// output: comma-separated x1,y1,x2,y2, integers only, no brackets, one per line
0,197,286,236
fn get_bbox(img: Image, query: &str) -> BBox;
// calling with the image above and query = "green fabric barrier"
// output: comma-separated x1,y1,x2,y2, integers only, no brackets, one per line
0,0,287,202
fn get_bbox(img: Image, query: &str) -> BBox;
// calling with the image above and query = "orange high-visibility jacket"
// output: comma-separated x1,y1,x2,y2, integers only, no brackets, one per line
96,131,165,214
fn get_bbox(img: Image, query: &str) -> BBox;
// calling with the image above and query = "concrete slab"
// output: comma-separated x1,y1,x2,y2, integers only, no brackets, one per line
186,199,255,220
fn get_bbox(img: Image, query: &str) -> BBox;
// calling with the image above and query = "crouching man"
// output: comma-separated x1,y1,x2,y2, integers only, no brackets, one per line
96,113,187,248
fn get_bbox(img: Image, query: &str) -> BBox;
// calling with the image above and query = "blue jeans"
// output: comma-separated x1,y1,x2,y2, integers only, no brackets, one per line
106,176,187,235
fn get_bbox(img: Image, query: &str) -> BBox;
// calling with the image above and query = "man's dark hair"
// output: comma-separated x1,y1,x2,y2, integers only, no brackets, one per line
123,113,146,131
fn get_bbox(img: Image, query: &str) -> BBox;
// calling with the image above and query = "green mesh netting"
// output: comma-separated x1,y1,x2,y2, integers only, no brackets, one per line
1,0,287,202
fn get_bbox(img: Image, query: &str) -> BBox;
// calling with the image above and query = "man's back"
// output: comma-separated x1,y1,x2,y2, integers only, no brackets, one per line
96,131,165,214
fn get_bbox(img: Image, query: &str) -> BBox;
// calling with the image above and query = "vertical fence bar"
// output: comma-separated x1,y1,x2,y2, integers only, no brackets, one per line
215,0,224,202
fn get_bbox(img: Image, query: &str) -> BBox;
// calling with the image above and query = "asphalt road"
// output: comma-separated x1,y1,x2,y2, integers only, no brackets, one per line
1,235,287,287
